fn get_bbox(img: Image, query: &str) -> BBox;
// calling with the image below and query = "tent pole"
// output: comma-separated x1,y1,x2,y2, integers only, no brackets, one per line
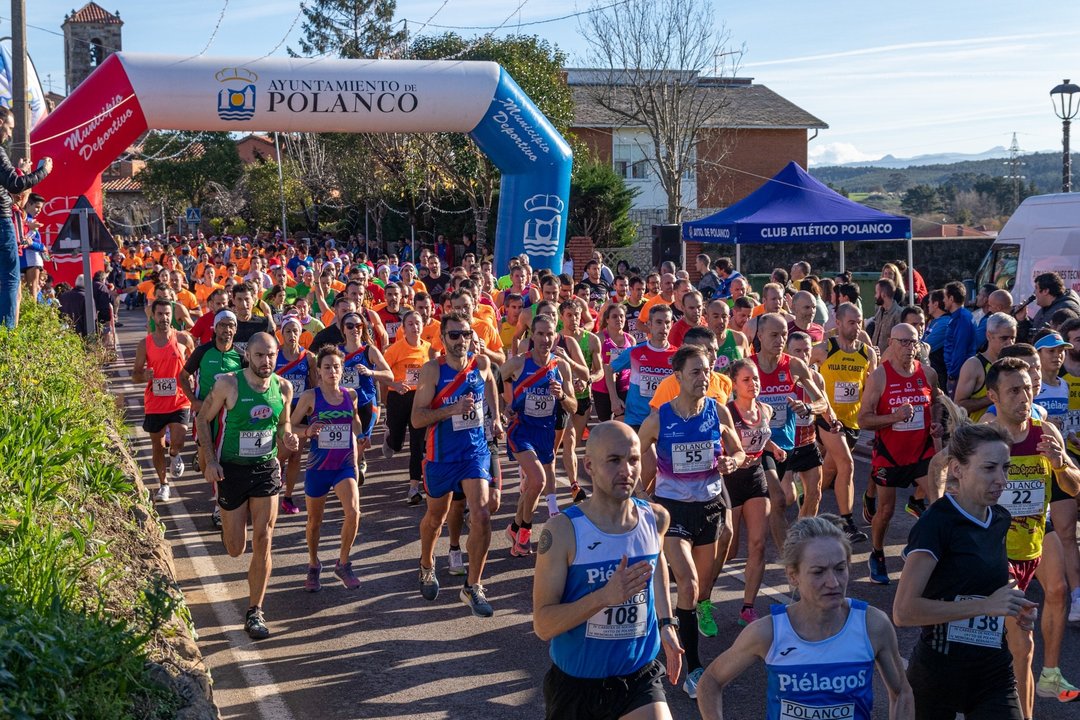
735,243,741,274
839,241,846,274
907,237,914,300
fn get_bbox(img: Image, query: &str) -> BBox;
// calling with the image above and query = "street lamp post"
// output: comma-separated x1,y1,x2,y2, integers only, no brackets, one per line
1050,79,1080,192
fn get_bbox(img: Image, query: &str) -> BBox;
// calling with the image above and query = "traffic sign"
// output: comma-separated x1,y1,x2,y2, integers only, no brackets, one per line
185,207,201,225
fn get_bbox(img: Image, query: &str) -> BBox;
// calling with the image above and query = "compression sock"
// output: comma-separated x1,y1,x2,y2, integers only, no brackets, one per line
546,493,559,515
676,607,701,671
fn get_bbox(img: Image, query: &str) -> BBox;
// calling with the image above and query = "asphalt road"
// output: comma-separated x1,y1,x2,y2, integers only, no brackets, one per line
103,307,1078,719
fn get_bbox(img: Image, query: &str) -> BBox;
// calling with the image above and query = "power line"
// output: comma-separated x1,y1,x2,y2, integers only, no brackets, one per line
195,0,230,56
404,0,632,31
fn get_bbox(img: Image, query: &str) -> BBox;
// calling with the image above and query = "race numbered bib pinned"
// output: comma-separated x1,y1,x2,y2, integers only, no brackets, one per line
894,409,925,432
586,591,648,641
152,377,177,396
760,394,789,428
833,381,860,404
452,403,483,432
946,595,1004,648
342,368,359,388
639,372,664,398
317,424,350,449
525,392,555,418
1000,480,1046,518
238,430,274,457
289,377,305,396
404,367,421,387
672,441,715,474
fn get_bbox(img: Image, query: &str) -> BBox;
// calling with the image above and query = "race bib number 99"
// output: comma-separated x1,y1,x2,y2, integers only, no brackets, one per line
586,591,648,640
318,424,350,449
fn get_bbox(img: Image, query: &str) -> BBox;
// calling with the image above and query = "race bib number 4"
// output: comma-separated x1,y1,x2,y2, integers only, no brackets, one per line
834,381,860,404
999,480,1046,518
238,430,274,457
318,424,350,449
586,592,648,640
452,405,483,431
639,373,664,398
672,441,714,474
947,595,1004,648
152,377,177,396
525,392,555,418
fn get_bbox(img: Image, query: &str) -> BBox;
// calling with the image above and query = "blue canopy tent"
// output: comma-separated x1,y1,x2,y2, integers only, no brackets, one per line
683,161,913,288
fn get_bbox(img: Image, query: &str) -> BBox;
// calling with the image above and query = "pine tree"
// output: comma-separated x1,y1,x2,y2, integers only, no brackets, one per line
289,0,405,59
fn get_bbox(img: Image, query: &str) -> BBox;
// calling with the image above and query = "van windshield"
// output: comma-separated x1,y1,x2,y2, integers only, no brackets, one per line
975,244,1019,291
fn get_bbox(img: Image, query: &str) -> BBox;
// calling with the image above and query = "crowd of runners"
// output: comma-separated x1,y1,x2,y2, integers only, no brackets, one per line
119,234,1080,719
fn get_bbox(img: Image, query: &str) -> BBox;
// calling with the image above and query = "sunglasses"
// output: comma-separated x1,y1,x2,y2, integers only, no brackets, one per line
344,323,362,330
446,330,471,341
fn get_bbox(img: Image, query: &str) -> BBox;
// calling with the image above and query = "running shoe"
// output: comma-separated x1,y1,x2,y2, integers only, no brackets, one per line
280,496,300,514
419,564,440,601
738,606,758,627
334,561,361,590
861,490,877,525
358,458,368,476
868,553,890,585
460,584,494,617
448,548,466,576
571,484,589,503
407,486,424,506
546,494,560,519
843,520,868,544
244,607,270,640
1069,588,1080,623
170,455,185,479
211,506,222,529
511,527,533,557
381,438,394,459
1036,667,1080,702
154,484,171,502
505,522,518,545
697,599,718,637
304,565,322,593
905,497,927,519
684,667,704,699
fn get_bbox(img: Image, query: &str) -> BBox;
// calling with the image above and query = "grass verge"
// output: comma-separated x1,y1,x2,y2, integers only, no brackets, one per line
0,302,186,719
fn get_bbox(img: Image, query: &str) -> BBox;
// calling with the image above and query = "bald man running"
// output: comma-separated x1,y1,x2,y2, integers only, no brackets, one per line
196,332,300,639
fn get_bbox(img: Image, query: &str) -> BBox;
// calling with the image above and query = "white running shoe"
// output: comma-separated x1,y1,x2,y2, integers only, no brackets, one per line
170,454,185,479
448,548,466,576
381,438,394,459
154,484,171,502
546,493,560,519
1069,588,1080,623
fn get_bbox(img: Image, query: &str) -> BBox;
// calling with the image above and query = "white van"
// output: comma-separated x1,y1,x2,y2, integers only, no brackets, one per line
973,192,1080,301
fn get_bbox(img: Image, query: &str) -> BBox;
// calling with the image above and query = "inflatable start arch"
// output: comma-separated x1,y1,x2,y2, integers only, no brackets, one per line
29,53,573,272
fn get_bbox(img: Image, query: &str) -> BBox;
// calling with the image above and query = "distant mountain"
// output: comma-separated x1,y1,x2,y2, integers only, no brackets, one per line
810,151,1077,195
837,146,1011,168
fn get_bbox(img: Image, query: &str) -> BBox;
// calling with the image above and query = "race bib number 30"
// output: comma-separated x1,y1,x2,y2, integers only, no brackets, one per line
152,378,177,396
672,441,714,474
318,424,350,449
238,430,274,457
525,392,555,418
586,593,648,640
1000,480,1046,518
947,595,1004,648
834,381,860,404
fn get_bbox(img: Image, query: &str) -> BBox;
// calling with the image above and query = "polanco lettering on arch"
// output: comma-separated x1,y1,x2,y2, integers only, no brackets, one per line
30,53,572,272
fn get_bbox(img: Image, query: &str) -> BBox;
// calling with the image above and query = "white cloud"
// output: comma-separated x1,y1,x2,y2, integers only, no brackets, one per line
807,142,880,167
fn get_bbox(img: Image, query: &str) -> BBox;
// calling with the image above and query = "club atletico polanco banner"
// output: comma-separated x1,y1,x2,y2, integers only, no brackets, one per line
29,53,573,272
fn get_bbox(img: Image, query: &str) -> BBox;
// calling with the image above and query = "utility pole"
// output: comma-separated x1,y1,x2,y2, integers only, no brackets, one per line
11,0,31,164
1003,132,1026,212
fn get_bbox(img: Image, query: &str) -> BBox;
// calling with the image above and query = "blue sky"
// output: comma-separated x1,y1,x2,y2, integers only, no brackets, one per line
18,0,1080,164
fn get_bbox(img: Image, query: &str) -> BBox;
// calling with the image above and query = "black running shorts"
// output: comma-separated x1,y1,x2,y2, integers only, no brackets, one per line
543,658,667,720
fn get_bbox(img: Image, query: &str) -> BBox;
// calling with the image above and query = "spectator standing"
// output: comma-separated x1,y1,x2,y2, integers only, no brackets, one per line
1030,272,1080,333
869,279,903,351
593,251,615,286
0,107,51,328
713,257,743,300
695,253,719,297
943,281,976,396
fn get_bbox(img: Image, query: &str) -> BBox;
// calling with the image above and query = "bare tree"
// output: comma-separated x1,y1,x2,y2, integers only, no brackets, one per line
581,0,741,223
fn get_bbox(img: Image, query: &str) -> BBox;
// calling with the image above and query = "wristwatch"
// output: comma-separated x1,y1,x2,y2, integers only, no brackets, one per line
658,616,680,630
